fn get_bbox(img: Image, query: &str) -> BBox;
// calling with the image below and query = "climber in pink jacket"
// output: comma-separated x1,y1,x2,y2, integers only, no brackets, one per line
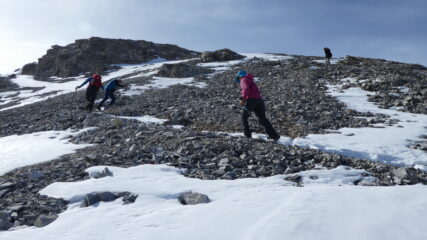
235,70,280,141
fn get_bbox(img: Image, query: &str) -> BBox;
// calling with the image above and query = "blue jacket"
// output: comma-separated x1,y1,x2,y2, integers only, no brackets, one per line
105,79,124,92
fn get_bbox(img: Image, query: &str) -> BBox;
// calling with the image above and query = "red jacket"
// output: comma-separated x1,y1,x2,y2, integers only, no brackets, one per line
79,76,103,88
240,74,262,100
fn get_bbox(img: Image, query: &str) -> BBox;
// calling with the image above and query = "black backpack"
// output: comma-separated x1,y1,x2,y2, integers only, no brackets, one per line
324,48,332,58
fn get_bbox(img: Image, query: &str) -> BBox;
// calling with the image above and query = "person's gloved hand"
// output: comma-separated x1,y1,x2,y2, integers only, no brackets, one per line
239,99,246,106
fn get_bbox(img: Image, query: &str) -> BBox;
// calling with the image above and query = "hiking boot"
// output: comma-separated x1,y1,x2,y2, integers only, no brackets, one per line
268,134,280,142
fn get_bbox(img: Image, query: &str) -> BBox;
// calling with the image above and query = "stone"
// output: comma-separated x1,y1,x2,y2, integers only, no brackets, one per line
110,118,123,128
391,168,420,185
0,182,15,190
7,205,23,212
89,167,114,179
178,192,210,205
81,192,118,207
85,154,98,162
121,192,139,204
0,211,13,231
34,214,58,228
284,175,303,184
28,170,44,180
0,189,10,198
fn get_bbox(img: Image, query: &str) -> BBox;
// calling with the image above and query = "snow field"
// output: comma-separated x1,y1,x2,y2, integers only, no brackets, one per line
1,164,426,240
0,129,94,176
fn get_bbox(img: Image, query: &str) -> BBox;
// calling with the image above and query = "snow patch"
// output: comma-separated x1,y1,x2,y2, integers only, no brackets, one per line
123,77,205,96
0,129,94,176
112,115,168,124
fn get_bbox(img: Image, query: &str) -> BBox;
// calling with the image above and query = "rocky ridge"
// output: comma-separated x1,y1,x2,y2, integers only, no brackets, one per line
22,37,199,77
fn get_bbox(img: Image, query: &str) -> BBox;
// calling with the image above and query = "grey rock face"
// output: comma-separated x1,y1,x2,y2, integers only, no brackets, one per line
34,214,58,228
81,192,118,207
0,211,13,231
178,192,210,205
22,37,199,77
201,48,244,62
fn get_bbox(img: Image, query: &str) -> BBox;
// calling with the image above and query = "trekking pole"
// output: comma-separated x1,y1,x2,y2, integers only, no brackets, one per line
73,88,81,110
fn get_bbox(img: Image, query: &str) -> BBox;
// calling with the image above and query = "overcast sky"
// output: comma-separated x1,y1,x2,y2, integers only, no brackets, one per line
1,0,426,73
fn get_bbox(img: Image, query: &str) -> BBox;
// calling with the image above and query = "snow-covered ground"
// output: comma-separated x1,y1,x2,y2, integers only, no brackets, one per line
111,115,168,124
0,129,94,176
292,80,427,170
224,77,427,170
198,53,293,72
1,164,426,240
313,58,340,64
0,58,195,111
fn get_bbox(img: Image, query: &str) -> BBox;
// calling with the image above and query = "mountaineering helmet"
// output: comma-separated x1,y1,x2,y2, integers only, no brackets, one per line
237,70,247,77
234,70,247,83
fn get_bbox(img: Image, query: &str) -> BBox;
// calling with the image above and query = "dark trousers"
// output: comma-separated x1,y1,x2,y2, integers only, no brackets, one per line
85,85,100,111
97,90,115,108
241,98,279,139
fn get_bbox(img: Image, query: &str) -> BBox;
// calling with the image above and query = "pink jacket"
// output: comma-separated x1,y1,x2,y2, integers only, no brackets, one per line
240,74,262,100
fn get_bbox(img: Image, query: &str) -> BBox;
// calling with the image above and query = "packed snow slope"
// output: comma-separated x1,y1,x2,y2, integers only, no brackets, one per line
1,45,427,239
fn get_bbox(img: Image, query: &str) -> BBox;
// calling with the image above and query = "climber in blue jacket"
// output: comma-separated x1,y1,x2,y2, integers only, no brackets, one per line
96,79,125,110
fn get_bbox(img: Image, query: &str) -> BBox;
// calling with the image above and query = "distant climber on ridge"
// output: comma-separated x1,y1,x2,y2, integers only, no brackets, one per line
75,73,104,112
96,78,126,110
323,47,332,65
234,70,280,141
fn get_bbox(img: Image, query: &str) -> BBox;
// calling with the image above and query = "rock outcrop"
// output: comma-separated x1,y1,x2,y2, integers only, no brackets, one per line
201,48,244,62
22,37,199,77
157,63,212,78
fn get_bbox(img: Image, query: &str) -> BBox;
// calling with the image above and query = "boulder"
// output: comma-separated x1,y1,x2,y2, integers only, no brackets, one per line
201,48,244,62
89,167,114,179
81,192,118,207
178,192,210,205
118,192,139,204
391,168,420,185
